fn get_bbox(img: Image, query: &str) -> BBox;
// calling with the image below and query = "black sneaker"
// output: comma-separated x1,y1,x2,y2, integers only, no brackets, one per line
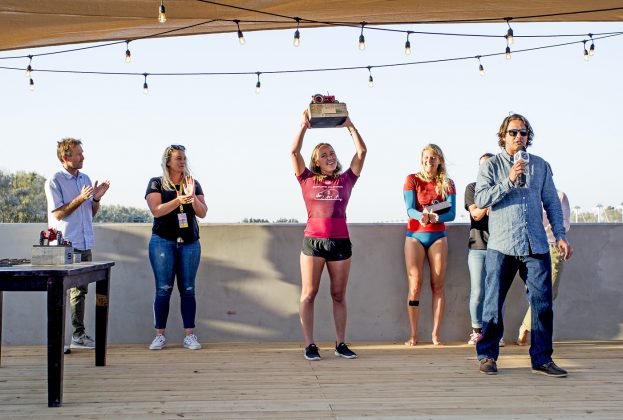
335,342,357,359
304,343,321,361
479,358,498,375
532,361,567,377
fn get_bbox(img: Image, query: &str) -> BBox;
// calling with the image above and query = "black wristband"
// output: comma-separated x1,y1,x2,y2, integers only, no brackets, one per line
93,198,100,202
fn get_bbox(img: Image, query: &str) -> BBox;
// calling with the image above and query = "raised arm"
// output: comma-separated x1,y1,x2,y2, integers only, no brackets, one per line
341,117,367,176
290,110,310,177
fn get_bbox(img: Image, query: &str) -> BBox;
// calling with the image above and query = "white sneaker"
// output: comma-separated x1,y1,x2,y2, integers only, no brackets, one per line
149,334,166,350
183,334,202,350
499,338,506,347
71,333,95,349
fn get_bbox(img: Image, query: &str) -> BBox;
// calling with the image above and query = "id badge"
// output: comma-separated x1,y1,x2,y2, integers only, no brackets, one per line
177,213,189,228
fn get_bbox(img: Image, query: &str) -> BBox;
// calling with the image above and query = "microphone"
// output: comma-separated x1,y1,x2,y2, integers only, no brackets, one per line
513,146,529,188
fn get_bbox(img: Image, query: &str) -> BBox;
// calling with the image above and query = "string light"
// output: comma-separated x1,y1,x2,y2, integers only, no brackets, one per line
255,72,261,94
235,20,245,45
143,73,149,94
25,55,33,77
477,56,485,76
158,0,167,24
367,66,374,88
29,77,35,91
404,32,412,55
505,45,512,60
359,22,366,51
589,33,595,56
125,41,132,63
505,17,514,45
583,40,589,61
293,18,301,47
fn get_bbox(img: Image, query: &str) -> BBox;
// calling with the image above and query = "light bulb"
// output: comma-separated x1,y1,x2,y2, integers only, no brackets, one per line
505,46,511,60
158,1,166,23
368,74,374,88
358,34,365,51
255,80,261,94
479,64,485,76
584,48,589,61
125,42,132,63
589,42,595,56
404,40,411,55
506,28,514,45
29,78,35,91
26,64,32,77
235,20,245,45
293,29,300,47
143,74,149,94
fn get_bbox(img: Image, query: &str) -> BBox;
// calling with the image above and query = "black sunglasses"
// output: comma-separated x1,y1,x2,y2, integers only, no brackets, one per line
507,129,528,137
169,144,186,151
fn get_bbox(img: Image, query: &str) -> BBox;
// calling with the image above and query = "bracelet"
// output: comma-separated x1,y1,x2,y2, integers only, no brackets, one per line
93,198,100,202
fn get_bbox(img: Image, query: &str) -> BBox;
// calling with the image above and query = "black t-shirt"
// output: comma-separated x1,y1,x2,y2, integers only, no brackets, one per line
145,177,204,242
464,182,489,250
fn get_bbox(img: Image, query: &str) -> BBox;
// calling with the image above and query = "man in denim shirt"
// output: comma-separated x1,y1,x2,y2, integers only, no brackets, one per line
474,114,572,377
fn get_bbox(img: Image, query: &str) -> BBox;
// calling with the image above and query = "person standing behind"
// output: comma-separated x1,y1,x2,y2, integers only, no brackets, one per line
145,145,207,351
403,144,456,346
465,153,494,345
44,138,110,350
291,109,367,361
517,190,571,345
475,114,572,377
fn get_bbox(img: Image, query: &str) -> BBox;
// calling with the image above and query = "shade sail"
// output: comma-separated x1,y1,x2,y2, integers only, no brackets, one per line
1,0,622,52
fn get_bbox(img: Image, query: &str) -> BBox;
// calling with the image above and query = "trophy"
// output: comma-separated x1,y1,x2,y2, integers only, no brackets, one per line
308,94,348,128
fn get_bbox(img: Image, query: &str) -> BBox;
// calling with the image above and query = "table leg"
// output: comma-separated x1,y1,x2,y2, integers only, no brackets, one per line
47,277,66,407
95,270,110,367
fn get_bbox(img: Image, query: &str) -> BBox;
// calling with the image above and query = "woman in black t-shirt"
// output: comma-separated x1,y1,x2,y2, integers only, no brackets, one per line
465,153,493,345
144,145,208,351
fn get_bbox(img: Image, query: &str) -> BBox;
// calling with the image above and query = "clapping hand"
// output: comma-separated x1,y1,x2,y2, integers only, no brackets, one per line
93,180,110,201
182,176,195,196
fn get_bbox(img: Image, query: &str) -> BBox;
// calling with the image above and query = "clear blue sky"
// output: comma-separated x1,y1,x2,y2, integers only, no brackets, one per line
1,22,622,223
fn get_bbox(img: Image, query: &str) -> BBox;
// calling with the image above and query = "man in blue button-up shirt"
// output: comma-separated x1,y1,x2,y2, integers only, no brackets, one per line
474,114,572,377
44,138,110,351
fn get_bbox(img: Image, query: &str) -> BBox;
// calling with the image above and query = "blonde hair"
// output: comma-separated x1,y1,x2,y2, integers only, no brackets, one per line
160,145,191,191
56,138,82,163
418,143,452,199
309,143,342,182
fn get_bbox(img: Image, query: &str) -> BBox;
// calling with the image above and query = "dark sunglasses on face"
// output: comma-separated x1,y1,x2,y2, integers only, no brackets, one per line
507,129,528,137
169,144,186,151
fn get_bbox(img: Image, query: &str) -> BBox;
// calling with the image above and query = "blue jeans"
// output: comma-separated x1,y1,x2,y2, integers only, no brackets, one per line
148,234,201,329
476,249,553,368
467,249,487,329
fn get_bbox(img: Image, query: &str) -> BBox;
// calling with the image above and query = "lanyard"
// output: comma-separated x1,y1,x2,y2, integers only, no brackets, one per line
177,181,185,213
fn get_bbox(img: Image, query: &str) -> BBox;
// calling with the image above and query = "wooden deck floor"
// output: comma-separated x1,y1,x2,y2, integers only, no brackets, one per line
1,341,622,419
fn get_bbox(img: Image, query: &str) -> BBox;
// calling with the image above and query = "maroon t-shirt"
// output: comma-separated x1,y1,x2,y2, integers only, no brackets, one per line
297,168,359,238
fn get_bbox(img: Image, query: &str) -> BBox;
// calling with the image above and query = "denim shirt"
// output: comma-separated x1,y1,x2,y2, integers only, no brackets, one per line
44,168,95,250
475,151,566,256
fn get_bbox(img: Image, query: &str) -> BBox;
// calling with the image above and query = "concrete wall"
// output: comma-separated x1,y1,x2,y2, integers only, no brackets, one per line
1,223,622,345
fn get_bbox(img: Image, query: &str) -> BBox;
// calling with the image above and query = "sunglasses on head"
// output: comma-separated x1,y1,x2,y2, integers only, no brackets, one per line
507,129,528,137
169,144,186,151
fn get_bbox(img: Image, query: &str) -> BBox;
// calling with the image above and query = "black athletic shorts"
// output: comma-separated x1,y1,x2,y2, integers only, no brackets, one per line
301,237,352,261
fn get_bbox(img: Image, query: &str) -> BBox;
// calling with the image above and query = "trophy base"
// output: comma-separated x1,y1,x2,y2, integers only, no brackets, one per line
309,103,348,128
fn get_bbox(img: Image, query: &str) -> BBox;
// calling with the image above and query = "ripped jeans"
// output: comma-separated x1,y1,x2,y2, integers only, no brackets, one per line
148,234,201,329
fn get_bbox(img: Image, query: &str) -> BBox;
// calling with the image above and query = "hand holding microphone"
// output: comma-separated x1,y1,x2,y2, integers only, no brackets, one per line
512,146,529,187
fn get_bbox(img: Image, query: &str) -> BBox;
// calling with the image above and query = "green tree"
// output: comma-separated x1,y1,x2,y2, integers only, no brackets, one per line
0,170,46,222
